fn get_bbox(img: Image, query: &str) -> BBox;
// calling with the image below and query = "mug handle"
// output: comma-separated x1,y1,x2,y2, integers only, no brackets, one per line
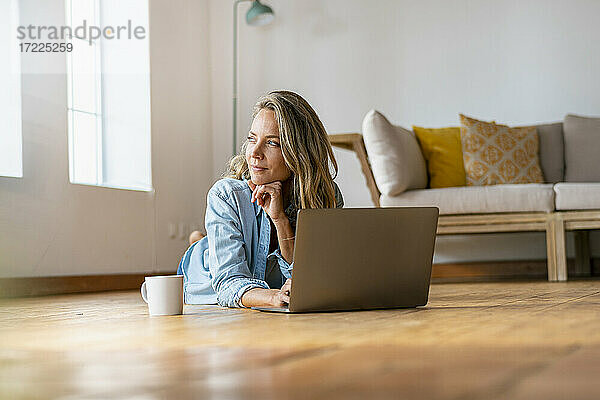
140,281,148,303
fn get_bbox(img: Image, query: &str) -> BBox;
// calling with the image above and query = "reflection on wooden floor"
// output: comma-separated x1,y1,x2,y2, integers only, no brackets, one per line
1,280,599,399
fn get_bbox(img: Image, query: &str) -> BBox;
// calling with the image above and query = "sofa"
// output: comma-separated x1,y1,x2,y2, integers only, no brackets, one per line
329,111,600,281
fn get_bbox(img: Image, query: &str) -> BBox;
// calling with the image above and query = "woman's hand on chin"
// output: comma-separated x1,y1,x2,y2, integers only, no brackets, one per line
248,180,286,222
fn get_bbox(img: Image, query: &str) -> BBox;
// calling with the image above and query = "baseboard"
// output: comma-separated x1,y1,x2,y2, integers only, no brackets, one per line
1,259,598,298
431,258,599,283
0,272,176,298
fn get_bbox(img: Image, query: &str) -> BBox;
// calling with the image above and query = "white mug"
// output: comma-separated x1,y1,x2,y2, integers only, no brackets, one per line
140,275,184,316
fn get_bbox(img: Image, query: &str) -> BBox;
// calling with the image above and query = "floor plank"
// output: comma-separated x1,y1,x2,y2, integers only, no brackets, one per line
1,280,599,399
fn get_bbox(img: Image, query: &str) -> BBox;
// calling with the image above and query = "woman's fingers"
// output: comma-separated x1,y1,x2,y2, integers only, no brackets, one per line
278,291,290,306
251,185,264,204
251,185,258,203
253,185,277,207
277,279,291,306
269,289,289,308
251,185,260,203
250,182,284,214
281,279,292,296
255,189,267,207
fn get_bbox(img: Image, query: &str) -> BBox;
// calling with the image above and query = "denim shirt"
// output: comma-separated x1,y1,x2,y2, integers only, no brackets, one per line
177,178,344,308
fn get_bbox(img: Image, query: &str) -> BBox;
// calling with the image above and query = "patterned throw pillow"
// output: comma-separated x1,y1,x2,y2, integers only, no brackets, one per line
459,114,545,186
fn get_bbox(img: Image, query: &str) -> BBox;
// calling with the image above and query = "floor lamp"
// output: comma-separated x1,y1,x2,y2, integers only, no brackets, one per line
232,0,275,156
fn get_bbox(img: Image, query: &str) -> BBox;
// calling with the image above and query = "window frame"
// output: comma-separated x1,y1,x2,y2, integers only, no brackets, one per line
65,0,152,192
0,0,23,179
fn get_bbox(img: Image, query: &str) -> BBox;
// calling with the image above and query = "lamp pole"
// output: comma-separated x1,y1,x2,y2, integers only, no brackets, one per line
232,0,274,156
232,0,252,156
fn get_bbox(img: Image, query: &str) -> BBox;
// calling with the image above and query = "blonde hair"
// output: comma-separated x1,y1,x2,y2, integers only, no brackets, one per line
226,90,338,209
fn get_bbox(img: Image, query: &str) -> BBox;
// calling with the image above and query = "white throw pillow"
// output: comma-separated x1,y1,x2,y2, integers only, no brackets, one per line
362,110,427,196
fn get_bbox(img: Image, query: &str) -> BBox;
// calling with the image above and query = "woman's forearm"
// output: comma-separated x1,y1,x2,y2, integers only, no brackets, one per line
272,216,295,264
240,288,274,307
240,287,288,308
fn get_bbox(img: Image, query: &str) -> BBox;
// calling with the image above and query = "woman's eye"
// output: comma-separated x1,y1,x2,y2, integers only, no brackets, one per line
268,140,280,147
247,136,256,142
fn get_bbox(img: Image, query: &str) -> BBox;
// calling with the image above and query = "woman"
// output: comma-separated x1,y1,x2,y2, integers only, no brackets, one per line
177,91,344,308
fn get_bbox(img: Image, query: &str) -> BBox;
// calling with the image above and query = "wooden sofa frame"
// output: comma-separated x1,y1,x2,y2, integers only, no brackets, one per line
329,133,600,281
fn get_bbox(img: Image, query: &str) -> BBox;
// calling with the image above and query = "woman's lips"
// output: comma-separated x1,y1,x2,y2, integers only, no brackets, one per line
251,166,267,172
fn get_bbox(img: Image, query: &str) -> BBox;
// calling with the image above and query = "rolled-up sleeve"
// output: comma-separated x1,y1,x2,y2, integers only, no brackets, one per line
269,248,294,281
206,189,269,308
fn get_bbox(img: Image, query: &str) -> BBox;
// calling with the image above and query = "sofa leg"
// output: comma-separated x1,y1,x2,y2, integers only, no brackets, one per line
574,230,591,276
546,214,567,282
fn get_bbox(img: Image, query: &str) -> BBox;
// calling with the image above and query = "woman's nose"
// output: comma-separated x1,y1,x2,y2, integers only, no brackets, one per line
250,143,264,159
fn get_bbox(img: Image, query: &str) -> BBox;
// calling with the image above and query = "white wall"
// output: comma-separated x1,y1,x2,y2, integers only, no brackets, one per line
0,0,213,278
209,0,600,263
149,0,214,275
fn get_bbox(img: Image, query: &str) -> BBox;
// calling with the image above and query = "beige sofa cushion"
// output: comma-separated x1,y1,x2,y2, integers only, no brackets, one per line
362,110,427,196
564,114,600,182
532,123,564,183
380,184,555,215
554,183,600,210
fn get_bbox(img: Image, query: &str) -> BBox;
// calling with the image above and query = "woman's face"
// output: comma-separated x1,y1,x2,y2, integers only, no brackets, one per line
245,108,291,185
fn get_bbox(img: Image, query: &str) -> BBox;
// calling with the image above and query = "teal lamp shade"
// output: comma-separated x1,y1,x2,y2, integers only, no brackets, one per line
246,0,274,26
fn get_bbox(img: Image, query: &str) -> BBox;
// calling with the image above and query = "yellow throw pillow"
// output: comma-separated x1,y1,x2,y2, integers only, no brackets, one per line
413,126,466,188
459,114,545,186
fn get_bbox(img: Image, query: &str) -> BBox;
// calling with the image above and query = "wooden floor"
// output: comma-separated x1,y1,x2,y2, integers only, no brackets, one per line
1,280,599,400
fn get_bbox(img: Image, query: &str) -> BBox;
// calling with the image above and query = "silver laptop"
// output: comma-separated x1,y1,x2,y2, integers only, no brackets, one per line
252,207,439,313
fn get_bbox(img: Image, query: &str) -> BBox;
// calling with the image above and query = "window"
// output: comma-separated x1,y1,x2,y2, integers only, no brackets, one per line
66,0,152,191
0,0,23,178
